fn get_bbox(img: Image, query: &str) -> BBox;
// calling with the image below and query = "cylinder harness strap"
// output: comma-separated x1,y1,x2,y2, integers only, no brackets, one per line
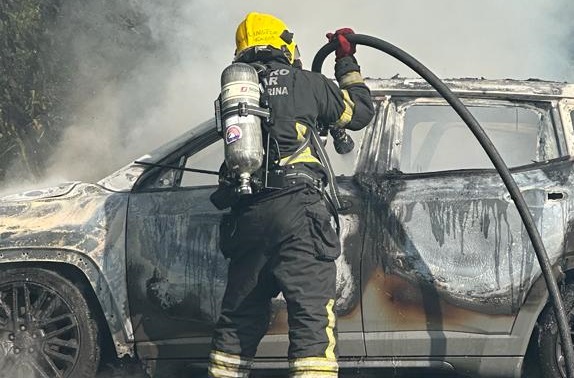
214,99,271,136
221,102,271,121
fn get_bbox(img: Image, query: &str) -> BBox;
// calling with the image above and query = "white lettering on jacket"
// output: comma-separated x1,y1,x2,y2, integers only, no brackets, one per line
262,77,279,86
267,86,289,96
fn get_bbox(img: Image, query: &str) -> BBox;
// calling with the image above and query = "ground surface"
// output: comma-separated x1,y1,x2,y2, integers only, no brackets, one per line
94,350,542,377
95,361,466,378
96,371,463,378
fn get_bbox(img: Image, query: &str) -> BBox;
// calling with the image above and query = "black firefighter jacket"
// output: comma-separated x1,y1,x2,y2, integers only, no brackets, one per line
250,53,375,180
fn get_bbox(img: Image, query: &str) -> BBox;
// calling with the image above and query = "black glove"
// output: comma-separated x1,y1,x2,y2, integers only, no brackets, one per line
326,28,356,60
330,127,355,154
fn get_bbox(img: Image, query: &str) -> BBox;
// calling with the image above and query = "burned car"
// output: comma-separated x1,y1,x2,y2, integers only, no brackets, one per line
1,78,574,377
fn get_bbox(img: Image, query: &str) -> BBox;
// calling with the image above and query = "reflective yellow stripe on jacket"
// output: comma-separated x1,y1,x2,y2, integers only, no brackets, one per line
333,89,355,129
278,122,321,166
333,70,365,129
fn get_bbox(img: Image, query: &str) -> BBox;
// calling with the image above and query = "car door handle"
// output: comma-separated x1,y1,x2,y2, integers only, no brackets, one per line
547,191,567,201
502,189,567,203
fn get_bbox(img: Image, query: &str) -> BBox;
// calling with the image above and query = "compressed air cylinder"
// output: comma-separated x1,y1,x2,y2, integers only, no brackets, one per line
220,63,264,194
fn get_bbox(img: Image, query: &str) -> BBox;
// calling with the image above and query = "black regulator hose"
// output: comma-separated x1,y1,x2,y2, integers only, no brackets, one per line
312,34,574,377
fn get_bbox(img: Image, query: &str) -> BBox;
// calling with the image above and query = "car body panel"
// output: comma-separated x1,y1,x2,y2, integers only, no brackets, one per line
0,183,134,356
125,179,368,358
355,82,574,369
359,165,571,330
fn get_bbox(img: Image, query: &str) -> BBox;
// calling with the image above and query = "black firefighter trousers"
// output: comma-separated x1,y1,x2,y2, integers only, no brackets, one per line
209,185,340,378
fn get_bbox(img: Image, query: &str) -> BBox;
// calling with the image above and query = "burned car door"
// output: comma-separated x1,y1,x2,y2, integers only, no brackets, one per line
125,124,369,360
126,129,226,359
359,98,570,357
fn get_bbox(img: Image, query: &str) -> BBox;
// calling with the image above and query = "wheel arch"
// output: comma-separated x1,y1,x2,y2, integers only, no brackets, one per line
0,248,134,358
514,256,574,369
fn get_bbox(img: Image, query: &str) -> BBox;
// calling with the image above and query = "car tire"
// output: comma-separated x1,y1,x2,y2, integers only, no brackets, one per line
538,281,574,378
0,267,100,377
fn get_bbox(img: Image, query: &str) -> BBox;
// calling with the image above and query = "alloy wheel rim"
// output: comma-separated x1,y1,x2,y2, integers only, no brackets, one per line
0,280,81,378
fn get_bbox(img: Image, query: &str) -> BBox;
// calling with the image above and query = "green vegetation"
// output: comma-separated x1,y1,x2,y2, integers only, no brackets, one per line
0,0,64,182
0,0,154,185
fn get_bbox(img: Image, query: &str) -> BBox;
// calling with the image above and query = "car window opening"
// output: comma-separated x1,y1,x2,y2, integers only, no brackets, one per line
398,103,559,174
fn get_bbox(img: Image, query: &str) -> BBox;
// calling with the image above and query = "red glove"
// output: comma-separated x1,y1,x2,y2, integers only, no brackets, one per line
326,28,356,60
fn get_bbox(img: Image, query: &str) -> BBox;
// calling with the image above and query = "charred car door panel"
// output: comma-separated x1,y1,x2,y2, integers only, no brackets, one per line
360,98,570,357
126,130,368,359
126,186,225,357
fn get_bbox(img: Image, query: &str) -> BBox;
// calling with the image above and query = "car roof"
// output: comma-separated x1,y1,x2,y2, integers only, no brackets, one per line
364,77,574,100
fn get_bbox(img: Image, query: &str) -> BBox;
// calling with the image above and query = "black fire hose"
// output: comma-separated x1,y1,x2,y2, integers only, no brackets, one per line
312,34,574,377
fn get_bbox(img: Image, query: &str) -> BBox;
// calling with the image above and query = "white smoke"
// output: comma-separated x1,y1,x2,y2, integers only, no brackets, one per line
7,0,574,187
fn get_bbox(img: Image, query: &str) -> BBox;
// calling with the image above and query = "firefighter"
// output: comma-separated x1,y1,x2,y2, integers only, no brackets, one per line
208,12,374,378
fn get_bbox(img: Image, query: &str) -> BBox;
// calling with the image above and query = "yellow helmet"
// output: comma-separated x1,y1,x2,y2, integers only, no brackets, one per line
235,12,298,64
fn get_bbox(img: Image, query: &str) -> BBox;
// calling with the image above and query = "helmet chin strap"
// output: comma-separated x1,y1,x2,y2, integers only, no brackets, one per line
280,46,293,63
234,46,294,65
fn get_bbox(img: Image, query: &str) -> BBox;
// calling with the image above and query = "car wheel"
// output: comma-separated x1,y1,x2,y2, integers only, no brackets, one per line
538,282,574,378
0,267,99,377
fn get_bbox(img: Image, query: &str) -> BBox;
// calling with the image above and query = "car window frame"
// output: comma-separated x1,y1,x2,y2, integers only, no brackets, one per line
178,138,224,188
557,99,574,158
132,111,380,192
132,127,221,193
384,97,567,176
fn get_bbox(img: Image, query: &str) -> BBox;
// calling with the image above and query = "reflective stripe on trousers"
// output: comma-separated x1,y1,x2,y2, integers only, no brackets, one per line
289,356,339,377
208,351,253,378
208,352,339,378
